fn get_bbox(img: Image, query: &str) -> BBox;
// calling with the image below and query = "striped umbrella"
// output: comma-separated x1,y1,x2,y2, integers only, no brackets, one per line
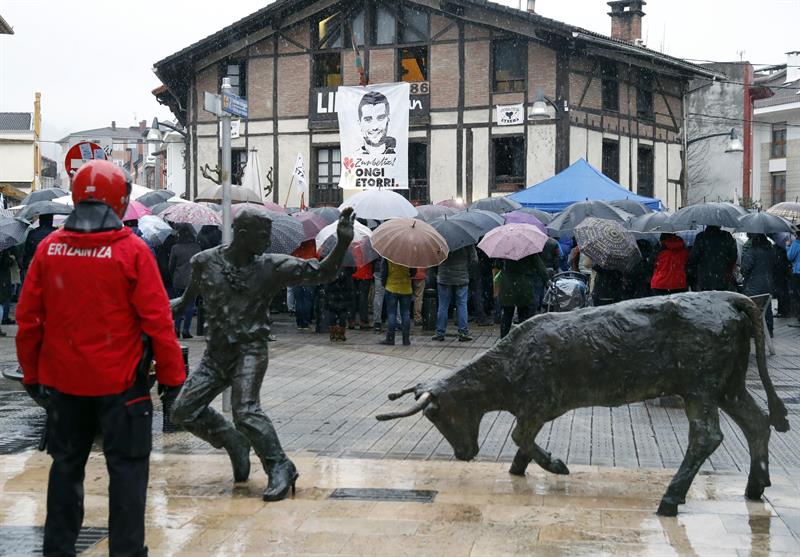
574,217,641,272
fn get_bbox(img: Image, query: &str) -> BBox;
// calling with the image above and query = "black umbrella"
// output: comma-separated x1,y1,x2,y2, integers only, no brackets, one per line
20,187,68,206
16,201,72,222
516,207,553,224
627,211,676,233
429,216,481,251
136,190,174,207
450,209,504,236
575,218,641,272
670,202,740,229
736,212,795,234
309,206,340,224
0,217,30,251
415,204,457,222
610,199,651,216
469,196,522,214
546,200,631,237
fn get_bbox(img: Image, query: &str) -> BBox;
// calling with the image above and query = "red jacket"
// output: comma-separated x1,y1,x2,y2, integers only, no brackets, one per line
650,236,689,291
17,227,185,396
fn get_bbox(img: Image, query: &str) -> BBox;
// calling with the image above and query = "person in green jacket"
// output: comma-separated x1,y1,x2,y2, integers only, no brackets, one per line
495,253,548,338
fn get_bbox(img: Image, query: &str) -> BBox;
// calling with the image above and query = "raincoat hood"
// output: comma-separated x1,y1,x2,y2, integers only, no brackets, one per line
64,200,124,233
662,236,685,251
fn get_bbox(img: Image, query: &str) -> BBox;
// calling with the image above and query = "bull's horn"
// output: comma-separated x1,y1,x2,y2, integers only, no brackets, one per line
387,387,416,401
376,392,431,421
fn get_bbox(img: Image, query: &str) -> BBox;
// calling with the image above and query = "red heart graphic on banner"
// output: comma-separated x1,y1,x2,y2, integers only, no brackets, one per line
344,157,355,171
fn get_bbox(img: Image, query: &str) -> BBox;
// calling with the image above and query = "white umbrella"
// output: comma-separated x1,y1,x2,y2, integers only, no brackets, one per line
196,184,263,204
315,220,371,251
338,189,418,220
240,149,265,203
138,215,174,245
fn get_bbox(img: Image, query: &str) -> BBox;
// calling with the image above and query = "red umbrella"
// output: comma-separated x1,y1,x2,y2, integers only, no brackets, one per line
122,200,152,221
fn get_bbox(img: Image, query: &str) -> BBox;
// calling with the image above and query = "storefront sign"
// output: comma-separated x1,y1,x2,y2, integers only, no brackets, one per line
336,83,409,190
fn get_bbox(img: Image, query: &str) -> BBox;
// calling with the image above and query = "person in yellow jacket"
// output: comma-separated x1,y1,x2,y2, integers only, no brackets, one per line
379,259,414,346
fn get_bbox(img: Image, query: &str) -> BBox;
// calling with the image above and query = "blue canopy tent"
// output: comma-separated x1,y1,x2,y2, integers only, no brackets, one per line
508,159,663,212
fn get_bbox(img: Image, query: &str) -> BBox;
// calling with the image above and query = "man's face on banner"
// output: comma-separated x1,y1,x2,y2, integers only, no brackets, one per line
359,102,390,147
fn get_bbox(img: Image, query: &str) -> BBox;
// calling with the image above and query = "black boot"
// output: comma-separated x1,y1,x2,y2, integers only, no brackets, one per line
402,324,411,346
379,331,395,345
222,429,251,482
263,458,299,502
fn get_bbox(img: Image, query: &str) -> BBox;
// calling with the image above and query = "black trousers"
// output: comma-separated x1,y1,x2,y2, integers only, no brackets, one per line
500,305,532,338
45,389,152,557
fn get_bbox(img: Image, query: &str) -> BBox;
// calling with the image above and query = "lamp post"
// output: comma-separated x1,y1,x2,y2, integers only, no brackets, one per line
686,128,744,153
530,92,567,121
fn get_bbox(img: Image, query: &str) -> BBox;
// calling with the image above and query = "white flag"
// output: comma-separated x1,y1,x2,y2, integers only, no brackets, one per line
293,153,308,195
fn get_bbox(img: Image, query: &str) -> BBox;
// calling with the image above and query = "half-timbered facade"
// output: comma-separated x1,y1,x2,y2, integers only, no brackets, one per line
154,0,718,210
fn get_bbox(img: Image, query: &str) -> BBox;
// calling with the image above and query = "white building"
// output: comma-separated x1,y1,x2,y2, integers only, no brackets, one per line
753,52,800,208
0,112,35,198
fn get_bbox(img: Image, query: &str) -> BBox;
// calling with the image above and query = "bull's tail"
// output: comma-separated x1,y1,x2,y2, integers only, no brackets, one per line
737,295,789,432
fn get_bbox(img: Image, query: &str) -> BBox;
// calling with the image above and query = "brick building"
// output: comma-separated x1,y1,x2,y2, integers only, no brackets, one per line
153,0,718,209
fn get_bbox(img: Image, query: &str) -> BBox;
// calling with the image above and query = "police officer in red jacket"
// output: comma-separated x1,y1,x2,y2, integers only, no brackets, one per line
16,160,185,557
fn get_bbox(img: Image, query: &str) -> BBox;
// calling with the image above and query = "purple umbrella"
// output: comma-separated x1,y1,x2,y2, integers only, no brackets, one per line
503,210,547,234
293,211,329,241
477,223,548,261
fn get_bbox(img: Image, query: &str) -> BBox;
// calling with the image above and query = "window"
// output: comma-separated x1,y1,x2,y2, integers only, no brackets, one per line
374,4,396,45
399,5,429,43
398,47,428,82
492,136,525,192
771,172,786,204
312,147,343,206
493,39,527,93
314,53,342,87
636,70,653,119
222,62,246,98
405,142,429,204
316,9,364,49
637,145,654,198
772,124,787,158
231,149,247,186
602,139,620,183
601,62,619,112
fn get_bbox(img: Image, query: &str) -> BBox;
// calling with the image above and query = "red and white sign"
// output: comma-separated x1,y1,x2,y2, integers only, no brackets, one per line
64,141,106,176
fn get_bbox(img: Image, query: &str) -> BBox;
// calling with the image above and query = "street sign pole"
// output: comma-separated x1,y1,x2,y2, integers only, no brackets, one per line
220,78,233,413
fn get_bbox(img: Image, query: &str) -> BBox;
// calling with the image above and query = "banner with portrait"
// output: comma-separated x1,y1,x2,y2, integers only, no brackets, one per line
336,82,409,190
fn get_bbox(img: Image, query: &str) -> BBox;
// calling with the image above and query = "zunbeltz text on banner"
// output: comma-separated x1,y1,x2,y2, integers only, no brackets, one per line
337,83,409,190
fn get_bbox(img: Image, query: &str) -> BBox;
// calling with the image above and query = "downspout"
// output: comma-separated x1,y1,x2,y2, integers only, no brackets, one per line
742,63,753,203
681,83,688,208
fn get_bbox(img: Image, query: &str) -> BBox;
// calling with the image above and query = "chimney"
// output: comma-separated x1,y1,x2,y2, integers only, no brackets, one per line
139,119,147,132
607,0,646,43
111,120,116,130
786,51,800,84
526,0,536,13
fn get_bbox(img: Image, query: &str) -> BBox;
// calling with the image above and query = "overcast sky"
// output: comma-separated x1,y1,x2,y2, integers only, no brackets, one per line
1,0,796,159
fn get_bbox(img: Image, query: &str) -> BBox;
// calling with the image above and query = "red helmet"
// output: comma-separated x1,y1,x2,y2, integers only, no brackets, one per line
71,160,132,218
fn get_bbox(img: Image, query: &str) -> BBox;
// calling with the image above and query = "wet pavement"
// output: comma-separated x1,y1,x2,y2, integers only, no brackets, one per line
0,314,798,554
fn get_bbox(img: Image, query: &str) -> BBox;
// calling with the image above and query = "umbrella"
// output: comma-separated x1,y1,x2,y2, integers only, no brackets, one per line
414,204,457,222
285,206,301,215
316,220,377,267
450,209,504,236
429,217,481,251
339,189,418,220
262,201,287,213
160,203,222,226
436,198,467,210
767,202,800,223
309,206,341,224
0,217,30,251
137,190,175,207
477,223,548,261
670,202,741,229
546,200,631,237
20,187,68,206
293,211,329,241
736,212,795,234
469,196,522,214
516,207,553,224
627,211,677,233
122,200,152,221
231,202,270,218
503,210,547,234
138,215,174,245
196,184,264,204
371,218,449,268
16,201,72,222
260,211,305,255
610,199,651,216
574,217,641,272
150,201,185,215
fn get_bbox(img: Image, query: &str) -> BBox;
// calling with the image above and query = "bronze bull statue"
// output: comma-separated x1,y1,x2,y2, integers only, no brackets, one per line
376,292,790,516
